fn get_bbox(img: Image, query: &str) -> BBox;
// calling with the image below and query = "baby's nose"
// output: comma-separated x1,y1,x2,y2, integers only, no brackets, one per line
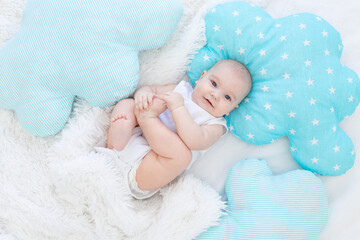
210,91,219,100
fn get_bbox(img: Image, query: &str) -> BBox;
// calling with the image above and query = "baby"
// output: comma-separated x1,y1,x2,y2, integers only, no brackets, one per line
97,59,252,199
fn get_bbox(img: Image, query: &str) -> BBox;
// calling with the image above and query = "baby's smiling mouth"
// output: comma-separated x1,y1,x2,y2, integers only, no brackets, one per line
204,97,214,107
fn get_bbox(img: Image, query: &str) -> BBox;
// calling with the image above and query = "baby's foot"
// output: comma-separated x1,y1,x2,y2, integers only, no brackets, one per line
144,97,167,117
112,114,128,123
135,98,166,123
109,114,135,151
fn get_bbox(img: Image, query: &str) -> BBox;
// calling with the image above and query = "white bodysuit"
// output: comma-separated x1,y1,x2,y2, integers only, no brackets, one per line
96,81,228,199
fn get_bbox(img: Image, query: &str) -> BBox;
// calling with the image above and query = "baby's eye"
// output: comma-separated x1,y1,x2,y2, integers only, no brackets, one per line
225,95,231,101
211,81,217,87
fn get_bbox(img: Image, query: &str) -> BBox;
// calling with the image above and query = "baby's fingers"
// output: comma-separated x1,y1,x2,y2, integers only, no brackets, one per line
142,95,149,110
147,94,154,106
135,99,145,111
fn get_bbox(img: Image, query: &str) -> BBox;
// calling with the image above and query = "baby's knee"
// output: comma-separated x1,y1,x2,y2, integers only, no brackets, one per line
150,98,167,114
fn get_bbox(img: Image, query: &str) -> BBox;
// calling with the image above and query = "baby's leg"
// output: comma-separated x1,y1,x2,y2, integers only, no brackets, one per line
134,99,192,191
135,149,192,191
107,98,137,151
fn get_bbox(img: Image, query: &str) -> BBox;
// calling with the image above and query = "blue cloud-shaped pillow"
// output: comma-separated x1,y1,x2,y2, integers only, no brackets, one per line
0,0,182,137
187,1,360,176
196,159,328,240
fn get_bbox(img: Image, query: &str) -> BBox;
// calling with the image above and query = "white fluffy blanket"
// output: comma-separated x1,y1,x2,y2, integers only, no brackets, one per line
1,0,360,239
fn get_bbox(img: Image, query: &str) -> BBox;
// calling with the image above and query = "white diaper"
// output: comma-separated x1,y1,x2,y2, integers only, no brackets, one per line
95,127,159,199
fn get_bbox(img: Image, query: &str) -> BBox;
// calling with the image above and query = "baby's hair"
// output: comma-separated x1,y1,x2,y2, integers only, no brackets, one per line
214,59,252,95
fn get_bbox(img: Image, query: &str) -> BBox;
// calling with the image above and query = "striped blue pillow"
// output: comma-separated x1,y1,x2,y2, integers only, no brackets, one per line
0,0,182,136
196,159,328,240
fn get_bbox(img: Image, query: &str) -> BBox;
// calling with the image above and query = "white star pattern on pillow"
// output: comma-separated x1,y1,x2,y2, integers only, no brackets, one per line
188,1,360,176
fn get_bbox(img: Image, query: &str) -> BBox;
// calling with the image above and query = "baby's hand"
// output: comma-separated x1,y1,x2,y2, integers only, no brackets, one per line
134,97,166,121
134,89,155,112
157,92,184,112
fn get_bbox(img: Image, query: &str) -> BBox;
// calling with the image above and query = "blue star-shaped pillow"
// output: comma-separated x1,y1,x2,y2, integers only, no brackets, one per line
196,159,328,240
187,1,360,176
0,0,182,137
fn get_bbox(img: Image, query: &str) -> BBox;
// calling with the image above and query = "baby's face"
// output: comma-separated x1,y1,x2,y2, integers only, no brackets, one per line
192,62,250,117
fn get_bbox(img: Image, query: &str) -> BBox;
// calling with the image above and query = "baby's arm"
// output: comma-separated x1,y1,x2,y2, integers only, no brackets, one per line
173,108,224,150
158,92,224,151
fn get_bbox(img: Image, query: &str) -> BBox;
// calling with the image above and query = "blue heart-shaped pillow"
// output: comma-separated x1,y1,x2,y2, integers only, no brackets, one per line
196,159,328,240
0,0,182,136
187,1,360,176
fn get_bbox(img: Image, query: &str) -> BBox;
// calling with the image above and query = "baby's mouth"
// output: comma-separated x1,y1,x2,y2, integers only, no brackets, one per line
204,97,214,108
